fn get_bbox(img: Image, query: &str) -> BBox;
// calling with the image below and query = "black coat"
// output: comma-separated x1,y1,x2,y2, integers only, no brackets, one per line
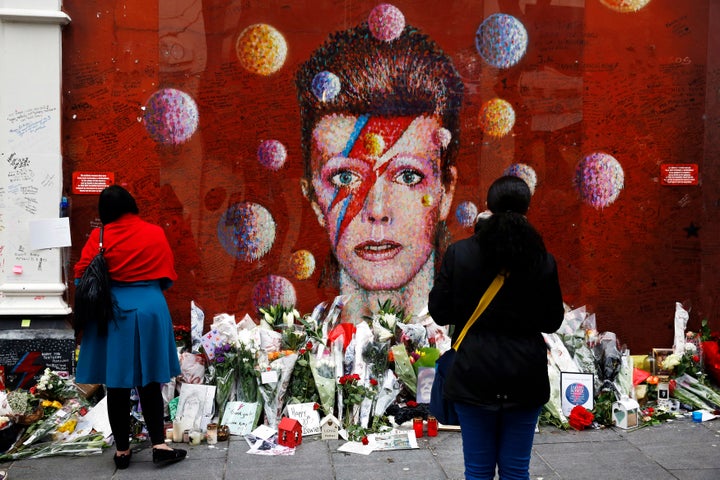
428,235,564,408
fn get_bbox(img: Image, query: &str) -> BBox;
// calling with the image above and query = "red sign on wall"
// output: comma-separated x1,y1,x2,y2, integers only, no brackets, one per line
72,171,114,194
660,164,698,186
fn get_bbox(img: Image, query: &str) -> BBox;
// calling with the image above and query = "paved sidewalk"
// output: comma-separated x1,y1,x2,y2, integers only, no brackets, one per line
2,416,720,479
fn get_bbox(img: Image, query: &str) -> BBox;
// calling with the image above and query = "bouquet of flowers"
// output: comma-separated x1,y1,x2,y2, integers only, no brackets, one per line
211,343,238,422
35,368,78,403
366,299,405,343
337,373,374,431
259,304,300,331
286,341,319,405
309,347,336,416
174,324,192,352
235,342,260,403
258,352,298,428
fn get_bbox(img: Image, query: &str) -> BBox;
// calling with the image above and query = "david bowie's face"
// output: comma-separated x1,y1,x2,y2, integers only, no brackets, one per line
309,113,454,291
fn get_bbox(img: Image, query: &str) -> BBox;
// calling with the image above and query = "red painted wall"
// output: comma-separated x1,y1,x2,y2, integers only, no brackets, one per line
61,0,719,353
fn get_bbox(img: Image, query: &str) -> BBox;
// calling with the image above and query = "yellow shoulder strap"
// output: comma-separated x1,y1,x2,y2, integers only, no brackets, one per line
452,273,506,351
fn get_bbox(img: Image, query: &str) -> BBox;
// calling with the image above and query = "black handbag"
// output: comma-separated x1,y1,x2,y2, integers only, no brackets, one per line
429,273,505,425
73,226,114,336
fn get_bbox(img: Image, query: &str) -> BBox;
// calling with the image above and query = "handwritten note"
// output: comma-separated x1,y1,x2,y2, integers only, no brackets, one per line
285,402,321,436
221,401,259,436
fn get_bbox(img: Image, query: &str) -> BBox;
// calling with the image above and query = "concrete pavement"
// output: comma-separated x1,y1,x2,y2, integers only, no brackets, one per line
2,415,720,479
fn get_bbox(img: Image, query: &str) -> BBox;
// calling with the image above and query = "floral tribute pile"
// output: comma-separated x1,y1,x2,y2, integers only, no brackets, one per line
3,298,720,460
177,296,450,442
542,303,720,430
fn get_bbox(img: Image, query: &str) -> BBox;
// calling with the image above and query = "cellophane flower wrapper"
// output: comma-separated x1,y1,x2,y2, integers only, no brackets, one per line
373,369,400,419
363,340,390,382
214,365,236,424
351,322,373,379
211,313,239,345
309,346,336,416
542,350,569,427
35,369,79,403
236,343,260,403
391,344,417,395
673,302,690,355
321,294,352,340
258,352,298,428
593,332,622,384
557,306,598,379
332,335,347,425
258,328,283,356
178,352,206,387
614,350,634,399
286,349,320,405
0,433,106,461
397,322,429,352
18,398,84,449
190,300,205,353
419,313,452,354
343,336,356,377
674,373,720,409
300,303,328,346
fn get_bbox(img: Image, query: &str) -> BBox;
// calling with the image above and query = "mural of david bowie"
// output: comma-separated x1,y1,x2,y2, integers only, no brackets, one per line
295,21,465,324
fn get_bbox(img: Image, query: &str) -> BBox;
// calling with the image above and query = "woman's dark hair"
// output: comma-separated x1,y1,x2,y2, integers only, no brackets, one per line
476,176,546,274
98,185,139,224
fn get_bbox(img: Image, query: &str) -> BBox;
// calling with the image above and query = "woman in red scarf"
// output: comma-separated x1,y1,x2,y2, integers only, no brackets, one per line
74,185,186,469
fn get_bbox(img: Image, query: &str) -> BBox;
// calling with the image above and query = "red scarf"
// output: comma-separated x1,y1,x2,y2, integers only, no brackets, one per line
74,214,177,283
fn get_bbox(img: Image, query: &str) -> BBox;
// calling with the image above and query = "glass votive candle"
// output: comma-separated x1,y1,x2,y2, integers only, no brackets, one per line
189,429,203,445
172,420,184,443
206,423,218,445
217,425,230,442
427,416,438,437
413,417,424,438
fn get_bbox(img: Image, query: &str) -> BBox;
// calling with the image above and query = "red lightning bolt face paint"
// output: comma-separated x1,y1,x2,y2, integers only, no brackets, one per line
310,114,454,291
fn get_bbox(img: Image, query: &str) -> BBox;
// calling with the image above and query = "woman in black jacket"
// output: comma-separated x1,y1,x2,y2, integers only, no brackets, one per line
428,175,564,480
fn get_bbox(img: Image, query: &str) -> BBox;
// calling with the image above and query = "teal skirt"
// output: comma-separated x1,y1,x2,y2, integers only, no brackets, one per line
75,280,181,388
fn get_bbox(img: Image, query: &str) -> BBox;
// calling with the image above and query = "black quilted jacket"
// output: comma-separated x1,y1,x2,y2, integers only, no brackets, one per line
428,234,564,408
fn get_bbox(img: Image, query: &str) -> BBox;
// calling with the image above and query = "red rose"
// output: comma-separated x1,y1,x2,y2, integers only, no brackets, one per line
406,400,418,408
693,354,700,363
306,341,313,350
568,405,594,431
370,378,378,386
361,436,369,445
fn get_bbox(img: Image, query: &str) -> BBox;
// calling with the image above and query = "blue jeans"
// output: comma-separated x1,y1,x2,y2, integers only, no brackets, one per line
454,402,541,480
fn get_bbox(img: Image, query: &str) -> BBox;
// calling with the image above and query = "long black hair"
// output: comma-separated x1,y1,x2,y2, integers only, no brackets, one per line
475,176,547,275
98,185,139,225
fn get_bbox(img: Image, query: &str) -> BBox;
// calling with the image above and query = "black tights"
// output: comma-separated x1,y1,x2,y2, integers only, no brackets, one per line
106,383,165,451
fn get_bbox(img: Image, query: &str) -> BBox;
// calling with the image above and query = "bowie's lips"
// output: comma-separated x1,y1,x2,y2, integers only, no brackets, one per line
354,240,402,261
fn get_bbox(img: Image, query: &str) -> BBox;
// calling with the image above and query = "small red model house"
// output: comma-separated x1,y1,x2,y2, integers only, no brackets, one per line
278,417,302,448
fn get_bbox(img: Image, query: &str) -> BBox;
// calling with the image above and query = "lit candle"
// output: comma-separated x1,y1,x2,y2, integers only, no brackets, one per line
172,420,184,443
413,417,424,438
427,416,438,437
189,429,203,445
206,423,218,445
